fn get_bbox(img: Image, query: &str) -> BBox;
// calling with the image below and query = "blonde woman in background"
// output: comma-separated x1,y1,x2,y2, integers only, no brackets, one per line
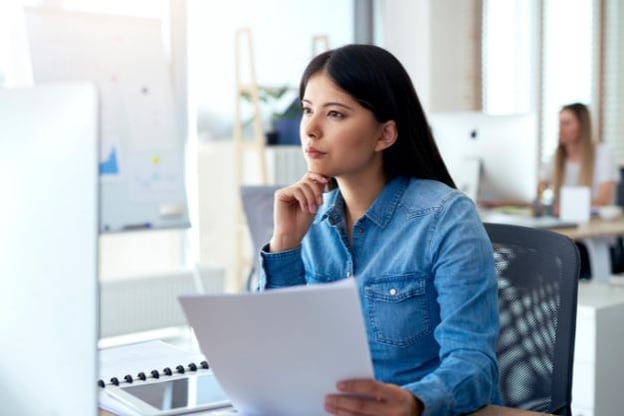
537,102,619,210
537,102,620,279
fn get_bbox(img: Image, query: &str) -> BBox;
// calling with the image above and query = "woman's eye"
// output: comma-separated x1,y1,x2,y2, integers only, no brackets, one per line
328,110,343,119
301,106,312,115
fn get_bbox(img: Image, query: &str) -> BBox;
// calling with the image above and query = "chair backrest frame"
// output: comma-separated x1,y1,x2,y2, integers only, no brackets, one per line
483,222,580,415
240,185,281,291
617,166,624,207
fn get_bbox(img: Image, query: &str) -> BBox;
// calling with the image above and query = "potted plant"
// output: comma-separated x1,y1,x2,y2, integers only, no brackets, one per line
242,86,302,145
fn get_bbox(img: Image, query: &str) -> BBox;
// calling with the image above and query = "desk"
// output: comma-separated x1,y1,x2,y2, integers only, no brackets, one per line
472,407,552,416
552,216,624,240
571,280,624,416
550,217,624,281
99,405,552,415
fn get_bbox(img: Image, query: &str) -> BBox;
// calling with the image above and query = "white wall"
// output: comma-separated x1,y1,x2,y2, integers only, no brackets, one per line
430,0,482,111
378,0,482,112
378,0,432,110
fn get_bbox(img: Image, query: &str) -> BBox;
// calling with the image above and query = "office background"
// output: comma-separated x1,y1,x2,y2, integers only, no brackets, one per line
1,0,623,335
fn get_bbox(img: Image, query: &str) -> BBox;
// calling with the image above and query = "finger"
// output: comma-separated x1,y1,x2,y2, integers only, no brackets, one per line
275,187,302,208
291,183,321,214
306,173,330,199
304,176,326,205
297,180,325,213
306,171,330,185
324,394,387,416
337,380,402,403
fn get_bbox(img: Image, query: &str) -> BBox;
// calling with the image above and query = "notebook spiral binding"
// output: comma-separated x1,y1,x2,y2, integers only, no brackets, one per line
98,360,210,388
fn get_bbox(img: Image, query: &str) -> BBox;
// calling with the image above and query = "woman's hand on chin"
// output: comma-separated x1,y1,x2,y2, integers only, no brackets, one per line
269,172,329,252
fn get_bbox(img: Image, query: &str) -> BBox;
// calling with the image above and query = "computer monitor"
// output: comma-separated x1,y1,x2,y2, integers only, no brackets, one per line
428,111,538,204
0,83,99,415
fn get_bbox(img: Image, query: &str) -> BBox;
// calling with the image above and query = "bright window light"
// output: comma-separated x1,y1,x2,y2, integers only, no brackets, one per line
541,0,594,163
482,0,537,115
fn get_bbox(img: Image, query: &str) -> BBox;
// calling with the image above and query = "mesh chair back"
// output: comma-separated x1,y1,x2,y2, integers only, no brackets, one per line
483,222,580,415
240,185,281,290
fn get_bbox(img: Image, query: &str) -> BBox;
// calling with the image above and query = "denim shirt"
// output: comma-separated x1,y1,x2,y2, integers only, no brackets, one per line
259,176,501,415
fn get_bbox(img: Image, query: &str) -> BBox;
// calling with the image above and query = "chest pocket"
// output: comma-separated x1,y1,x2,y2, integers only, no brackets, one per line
365,275,432,347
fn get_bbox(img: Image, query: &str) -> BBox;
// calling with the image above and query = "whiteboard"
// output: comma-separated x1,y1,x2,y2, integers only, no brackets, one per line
24,7,189,232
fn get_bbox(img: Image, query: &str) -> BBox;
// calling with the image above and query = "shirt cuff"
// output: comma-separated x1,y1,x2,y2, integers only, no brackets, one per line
403,377,453,416
260,243,306,288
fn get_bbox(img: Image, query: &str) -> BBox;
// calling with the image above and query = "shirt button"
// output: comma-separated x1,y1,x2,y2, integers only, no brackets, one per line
389,288,397,296
358,227,364,234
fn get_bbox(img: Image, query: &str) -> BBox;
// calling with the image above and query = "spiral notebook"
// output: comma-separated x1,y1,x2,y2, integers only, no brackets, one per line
98,340,232,415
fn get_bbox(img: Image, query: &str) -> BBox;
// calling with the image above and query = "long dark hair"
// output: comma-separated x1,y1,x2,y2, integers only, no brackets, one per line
299,44,455,188
552,102,595,202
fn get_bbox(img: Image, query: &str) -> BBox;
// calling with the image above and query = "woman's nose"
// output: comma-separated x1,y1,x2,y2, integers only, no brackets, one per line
302,114,321,140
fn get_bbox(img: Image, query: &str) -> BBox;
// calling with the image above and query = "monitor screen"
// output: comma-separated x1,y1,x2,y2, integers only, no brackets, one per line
428,111,538,205
0,82,99,415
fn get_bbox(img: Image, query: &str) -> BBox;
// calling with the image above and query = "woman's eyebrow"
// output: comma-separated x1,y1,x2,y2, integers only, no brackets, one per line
301,98,355,111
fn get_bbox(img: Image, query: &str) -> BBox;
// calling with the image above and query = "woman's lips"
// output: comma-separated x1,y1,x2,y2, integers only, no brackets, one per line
305,147,326,159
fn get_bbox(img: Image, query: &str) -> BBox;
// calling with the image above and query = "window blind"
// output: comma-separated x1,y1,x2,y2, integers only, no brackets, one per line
601,0,624,165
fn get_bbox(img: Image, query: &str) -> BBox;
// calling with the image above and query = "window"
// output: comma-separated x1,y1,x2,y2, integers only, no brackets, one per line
602,0,624,165
0,1,32,87
482,0,537,115
483,0,597,166
540,0,595,164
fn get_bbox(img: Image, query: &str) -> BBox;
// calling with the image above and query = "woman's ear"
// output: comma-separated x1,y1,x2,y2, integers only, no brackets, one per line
375,120,398,152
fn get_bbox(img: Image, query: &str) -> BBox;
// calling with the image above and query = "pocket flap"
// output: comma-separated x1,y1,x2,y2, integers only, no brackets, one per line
365,276,426,303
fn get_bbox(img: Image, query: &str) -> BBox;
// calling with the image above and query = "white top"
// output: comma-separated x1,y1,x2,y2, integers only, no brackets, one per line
540,143,621,202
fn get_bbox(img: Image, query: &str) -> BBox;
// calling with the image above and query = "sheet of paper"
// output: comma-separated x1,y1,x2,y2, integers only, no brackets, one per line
179,278,374,416
560,186,591,223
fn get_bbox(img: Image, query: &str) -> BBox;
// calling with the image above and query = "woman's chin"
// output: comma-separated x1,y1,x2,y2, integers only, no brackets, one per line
305,163,331,177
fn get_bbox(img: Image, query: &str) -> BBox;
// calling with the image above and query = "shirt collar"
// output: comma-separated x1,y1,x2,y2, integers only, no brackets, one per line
317,176,409,228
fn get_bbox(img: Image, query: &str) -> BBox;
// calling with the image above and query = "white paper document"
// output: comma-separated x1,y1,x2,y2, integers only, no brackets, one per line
179,278,374,416
560,186,591,223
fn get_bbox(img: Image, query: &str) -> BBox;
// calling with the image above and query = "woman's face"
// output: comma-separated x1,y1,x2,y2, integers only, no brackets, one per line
300,72,389,180
558,109,580,146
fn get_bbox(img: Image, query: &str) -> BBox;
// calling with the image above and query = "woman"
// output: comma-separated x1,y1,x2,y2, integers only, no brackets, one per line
537,103,620,279
258,44,500,416
537,102,619,209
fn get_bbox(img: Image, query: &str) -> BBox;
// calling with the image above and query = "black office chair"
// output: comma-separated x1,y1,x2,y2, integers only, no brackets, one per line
240,185,281,291
483,223,580,415
617,166,624,208
610,166,624,274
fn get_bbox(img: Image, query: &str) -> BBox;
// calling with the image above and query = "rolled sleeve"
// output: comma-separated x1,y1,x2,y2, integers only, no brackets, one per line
403,350,499,415
403,375,454,415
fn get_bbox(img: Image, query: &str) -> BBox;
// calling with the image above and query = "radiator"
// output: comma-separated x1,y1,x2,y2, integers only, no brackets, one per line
99,267,224,338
